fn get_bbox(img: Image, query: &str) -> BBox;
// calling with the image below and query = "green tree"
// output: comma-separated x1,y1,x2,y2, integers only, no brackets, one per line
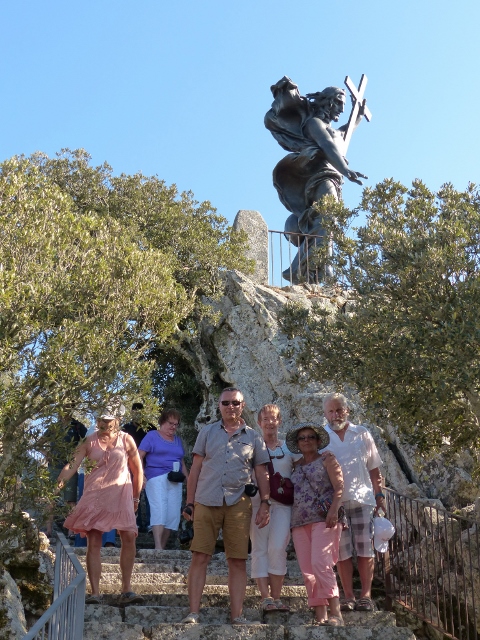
282,179,480,455
0,151,249,544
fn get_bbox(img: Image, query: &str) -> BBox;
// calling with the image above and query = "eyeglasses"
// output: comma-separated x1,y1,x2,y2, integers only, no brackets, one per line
269,451,285,459
221,400,242,406
297,435,318,442
166,421,179,427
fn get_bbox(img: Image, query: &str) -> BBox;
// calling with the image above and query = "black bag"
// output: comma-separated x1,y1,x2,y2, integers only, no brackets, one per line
167,470,186,483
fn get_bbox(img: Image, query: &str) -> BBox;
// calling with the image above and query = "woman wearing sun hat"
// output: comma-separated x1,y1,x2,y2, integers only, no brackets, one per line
286,422,346,626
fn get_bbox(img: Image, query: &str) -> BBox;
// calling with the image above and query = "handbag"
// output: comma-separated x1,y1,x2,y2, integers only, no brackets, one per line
267,449,294,505
167,470,186,483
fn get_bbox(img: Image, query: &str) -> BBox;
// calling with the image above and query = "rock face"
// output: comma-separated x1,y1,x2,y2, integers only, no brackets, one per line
180,270,478,506
233,210,269,285
0,569,27,640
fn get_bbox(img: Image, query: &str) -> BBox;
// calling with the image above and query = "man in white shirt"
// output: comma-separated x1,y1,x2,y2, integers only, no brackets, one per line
321,393,386,612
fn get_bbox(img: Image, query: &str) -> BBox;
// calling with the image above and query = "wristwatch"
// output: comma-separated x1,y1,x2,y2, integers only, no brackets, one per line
261,499,272,506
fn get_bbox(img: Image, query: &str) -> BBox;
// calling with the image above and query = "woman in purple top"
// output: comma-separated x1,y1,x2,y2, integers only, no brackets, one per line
139,409,188,549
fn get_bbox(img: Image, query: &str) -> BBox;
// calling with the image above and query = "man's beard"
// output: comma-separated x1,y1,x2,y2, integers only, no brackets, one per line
329,420,348,432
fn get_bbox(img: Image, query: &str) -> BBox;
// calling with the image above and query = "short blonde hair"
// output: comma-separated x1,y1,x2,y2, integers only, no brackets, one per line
322,392,348,412
257,404,282,421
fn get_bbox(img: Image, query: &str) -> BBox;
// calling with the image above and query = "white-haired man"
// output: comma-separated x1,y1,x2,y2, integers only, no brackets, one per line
321,392,385,612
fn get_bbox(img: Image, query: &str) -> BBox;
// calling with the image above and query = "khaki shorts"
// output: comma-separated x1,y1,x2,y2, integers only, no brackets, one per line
191,495,252,559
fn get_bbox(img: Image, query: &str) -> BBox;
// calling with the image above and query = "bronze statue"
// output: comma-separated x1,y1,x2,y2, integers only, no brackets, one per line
265,75,370,282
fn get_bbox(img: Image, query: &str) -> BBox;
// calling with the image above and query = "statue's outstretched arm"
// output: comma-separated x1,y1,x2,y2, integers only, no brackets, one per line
304,118,367,185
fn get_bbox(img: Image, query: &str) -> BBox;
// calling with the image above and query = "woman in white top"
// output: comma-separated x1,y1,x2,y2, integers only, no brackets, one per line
250,404,299,611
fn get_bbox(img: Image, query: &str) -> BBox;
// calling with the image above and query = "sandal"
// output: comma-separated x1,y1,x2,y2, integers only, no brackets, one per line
340,597,356,611
119,592,145,605
261,597,277,611
85,594,104,604
273,599,290,611
355,597,375,611
323,616,345,626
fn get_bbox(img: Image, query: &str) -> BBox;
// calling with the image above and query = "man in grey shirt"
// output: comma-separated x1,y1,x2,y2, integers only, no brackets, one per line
181,387,271,624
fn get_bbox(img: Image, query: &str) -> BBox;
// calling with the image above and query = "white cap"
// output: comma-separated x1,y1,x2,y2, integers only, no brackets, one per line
98,398,126,421
373,516,395,553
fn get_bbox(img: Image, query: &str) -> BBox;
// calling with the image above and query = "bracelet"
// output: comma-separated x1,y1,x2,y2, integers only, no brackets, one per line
133,498,140,503
375,493,385,499
184,503,195,509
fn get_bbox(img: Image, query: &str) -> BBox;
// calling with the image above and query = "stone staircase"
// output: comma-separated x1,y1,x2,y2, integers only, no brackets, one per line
74,545,417,640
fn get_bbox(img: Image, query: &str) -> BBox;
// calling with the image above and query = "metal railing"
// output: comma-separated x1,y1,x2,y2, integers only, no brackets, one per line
23,532,86,640
269,230,329,287
377,488,479,640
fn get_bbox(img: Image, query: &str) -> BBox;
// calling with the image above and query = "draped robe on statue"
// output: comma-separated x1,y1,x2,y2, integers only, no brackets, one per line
265,77,344,281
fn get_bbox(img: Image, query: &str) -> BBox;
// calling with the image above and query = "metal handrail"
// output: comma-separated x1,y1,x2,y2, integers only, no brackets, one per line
23,532,85,640
377,487,479,640
268,229,328,286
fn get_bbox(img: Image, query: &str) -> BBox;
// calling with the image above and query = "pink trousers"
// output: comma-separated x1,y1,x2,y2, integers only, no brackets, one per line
292,521,341,607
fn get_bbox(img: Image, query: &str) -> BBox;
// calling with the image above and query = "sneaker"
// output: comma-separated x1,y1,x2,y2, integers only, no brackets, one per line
119,592,145,605
181,612,200,624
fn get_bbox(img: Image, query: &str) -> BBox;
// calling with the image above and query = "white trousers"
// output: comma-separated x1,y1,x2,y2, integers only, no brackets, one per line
145,473,182,530
250,501,292,577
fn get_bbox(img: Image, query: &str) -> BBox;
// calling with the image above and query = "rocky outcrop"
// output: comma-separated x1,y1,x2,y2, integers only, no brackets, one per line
0,513,54,636
0,569,27,640
179,270,478,506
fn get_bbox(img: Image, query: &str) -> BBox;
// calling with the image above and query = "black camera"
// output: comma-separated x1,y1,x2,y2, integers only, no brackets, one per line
179,521,194,545
244,483,258,497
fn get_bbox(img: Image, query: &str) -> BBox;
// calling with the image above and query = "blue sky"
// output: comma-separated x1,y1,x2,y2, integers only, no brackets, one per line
2,0,479,236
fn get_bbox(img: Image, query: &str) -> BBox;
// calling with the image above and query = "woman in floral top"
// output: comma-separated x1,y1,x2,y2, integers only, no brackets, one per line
286,422,345,626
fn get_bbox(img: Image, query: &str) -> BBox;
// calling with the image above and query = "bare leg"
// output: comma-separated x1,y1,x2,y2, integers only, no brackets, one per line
336,557,355,600
187,551,211,613
256,576,270,600
118,530,137,593
227,557,247,620
152,524,165,549
314,604,327,623
268,573,285,600
328,596,342,619
357,556,374,599
161,527,171,549
86,529,103,595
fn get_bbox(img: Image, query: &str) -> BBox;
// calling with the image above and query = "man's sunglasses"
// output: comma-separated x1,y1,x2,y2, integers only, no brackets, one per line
221,400,243,406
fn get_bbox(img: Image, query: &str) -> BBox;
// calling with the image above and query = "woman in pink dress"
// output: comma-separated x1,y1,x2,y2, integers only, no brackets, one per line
57,403,144,604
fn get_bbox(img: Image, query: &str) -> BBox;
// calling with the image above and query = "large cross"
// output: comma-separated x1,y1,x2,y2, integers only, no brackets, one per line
343,74,372,151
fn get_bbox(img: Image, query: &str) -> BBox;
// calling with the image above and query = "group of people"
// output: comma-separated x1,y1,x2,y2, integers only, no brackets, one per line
56,402,188,604
54,387,385,623
181,387,385,626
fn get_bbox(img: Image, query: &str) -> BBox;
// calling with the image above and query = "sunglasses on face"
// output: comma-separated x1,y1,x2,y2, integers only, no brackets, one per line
297,435,318,442
221,400,242,407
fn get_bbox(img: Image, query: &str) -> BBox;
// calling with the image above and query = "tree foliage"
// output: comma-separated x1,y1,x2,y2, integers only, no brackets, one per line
0,150,250,542
282,179,480,455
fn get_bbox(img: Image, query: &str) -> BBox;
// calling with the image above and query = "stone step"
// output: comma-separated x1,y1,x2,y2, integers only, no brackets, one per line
74,548,303,577
85,604,397,628
82,563,303,585
85,583,308,601
83,620,416,640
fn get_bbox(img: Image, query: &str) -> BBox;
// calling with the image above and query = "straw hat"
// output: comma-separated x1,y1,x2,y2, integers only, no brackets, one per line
285,422,330,454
